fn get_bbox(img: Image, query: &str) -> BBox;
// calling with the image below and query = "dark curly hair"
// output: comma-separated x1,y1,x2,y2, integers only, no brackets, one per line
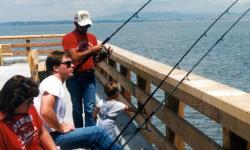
104,81,119,97
0,75,39,121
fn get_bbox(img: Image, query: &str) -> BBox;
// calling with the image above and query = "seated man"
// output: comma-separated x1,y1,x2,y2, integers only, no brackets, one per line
34,51,122,150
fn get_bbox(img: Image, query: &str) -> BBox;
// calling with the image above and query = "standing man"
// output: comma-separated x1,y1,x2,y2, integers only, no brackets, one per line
62,10,110,127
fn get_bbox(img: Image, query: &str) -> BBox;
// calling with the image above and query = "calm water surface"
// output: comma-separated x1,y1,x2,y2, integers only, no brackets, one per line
1,20,249,148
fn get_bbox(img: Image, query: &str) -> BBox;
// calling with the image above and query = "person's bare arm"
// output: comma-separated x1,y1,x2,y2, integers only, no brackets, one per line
93,106,100,120
40,91,74,133
124,105,137,112
69,44,104,61
39,126,57,150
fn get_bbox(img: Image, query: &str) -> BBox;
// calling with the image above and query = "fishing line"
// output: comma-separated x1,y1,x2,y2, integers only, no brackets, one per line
121,7,250,148
108,0,239,148
101,0,152,45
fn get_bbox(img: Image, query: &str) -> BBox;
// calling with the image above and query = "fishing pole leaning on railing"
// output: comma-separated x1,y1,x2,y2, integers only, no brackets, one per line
120,8,250,148
74,0,152,71
108,0,239,149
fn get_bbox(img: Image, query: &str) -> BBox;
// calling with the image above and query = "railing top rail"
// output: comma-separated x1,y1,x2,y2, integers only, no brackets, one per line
0,34,65,40
107,44,250,125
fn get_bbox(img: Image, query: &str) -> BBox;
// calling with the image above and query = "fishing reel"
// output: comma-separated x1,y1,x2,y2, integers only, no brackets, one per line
94,47,112,62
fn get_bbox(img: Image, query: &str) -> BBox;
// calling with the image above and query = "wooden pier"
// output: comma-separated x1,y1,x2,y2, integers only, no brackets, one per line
1,34,250,150
0,63,153,150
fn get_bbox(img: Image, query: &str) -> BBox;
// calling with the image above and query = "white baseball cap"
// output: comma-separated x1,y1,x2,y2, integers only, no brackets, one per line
74,10,93,27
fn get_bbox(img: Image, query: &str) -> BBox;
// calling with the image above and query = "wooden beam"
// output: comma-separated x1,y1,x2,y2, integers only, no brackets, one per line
0,34,64,40
167,96,184,150
11,42,62,48
120,64,131,102
11,49,63,56
0,45,2,65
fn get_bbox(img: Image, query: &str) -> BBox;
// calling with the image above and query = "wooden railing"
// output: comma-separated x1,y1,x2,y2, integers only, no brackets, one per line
1,35,250,150
96,45,250,150
0,34,64,81
0,34,64,65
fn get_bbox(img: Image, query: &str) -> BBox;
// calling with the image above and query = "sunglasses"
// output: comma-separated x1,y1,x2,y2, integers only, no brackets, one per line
61,61,73,68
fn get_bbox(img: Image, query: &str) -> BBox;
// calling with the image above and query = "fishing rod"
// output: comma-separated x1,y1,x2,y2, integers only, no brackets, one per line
121,7,250,148
108,0,239,148
102,0,152,45
74,0,152,70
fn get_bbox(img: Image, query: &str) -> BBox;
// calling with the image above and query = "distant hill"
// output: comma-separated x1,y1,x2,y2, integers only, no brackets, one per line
96,11,250,22
96,12,210,21
0,20,122,26
1,11,249,26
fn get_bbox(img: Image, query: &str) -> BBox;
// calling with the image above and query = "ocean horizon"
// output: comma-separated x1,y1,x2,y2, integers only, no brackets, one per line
1,10,250,25
0,20,249,149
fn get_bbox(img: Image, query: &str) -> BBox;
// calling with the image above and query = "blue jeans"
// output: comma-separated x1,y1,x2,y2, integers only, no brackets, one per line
50,126,122,150
66,71,96,127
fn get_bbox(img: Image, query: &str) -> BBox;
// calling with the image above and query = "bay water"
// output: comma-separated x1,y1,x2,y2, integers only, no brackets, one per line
1,20,249,148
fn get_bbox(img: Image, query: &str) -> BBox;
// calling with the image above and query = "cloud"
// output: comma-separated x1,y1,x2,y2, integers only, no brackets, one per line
16,0,32,4
239,0,250,4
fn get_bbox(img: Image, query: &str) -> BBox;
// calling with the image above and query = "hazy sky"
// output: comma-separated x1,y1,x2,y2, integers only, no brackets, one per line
0,0,249,22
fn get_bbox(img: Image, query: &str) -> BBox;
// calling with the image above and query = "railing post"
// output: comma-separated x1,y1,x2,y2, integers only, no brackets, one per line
26,39,31,55
166,96,184,150
108,59,116,82
0,44,13,65
137,76,150,113
0,44,2,65
97,59,108,79
27,49,40,82
223,128,247,150
120,65,131,102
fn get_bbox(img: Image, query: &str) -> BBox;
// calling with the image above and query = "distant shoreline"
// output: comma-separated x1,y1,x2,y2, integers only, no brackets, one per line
1,19,250,26
1,11,249,26
0,20,129,26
